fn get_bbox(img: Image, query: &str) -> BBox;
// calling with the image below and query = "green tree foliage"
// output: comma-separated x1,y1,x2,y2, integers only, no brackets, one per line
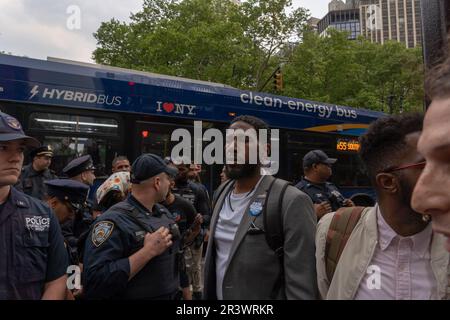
283,30,424,113
93,1,423,113
93,0,308,89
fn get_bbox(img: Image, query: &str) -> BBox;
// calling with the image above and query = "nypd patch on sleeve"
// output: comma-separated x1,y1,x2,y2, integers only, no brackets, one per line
92,221,115,247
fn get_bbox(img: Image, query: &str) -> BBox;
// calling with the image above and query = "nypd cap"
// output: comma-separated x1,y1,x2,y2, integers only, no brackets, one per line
0,111,40,147
63,155,96,178
131,153,178,184
45,179,89,211
30,145,53,158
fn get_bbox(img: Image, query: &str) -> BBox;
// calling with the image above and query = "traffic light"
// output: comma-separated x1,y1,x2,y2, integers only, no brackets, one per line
273,70,283,91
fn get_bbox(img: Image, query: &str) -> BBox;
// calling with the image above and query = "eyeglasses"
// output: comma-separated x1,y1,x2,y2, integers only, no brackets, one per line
383,160,426,173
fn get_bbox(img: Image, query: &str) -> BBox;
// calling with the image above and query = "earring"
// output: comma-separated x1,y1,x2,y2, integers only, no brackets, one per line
422,214,431,222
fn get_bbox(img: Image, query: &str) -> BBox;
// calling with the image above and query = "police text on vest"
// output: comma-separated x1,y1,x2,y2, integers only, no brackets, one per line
25,216,50,231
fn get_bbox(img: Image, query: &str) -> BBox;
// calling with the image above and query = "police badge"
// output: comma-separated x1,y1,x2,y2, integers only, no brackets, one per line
5,116,22,130
92,221,115,247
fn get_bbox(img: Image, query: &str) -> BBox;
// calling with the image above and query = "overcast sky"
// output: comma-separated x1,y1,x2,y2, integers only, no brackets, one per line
0,0,329,63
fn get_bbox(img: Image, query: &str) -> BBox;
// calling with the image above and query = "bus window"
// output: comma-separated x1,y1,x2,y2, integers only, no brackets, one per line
25,112,121,177
29,112,119,136
286,130,335,184
135,121,222,194
31,136,116,178
136,121,195,159
285,130,370,188
140,129,173,157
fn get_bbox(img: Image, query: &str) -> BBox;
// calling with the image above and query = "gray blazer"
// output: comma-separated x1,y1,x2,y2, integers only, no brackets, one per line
203,175,318,300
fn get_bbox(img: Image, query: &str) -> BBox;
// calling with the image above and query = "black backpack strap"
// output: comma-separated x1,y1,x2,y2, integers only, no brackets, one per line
263,178,291,299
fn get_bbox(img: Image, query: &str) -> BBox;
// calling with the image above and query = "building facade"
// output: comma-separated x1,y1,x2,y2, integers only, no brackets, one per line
318,8,361,40
360,0,422,48
307,17,321,33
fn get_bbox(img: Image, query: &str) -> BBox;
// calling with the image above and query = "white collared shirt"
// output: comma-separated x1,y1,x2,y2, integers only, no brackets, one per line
354,207,437,300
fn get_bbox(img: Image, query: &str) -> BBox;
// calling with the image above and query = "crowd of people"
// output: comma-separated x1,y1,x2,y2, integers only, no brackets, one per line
1,54,450,300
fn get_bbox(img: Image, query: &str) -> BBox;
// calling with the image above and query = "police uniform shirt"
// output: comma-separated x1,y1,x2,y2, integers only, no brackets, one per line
0,187,69,299
295,177,345,212
16,164,57,200
82,195,179,300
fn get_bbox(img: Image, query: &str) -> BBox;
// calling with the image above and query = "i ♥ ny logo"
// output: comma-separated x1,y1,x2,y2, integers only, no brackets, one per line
163,102,174,113
156,101,197,115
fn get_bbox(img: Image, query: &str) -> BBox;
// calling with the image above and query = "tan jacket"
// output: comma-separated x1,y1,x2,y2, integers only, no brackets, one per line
316,205,449,300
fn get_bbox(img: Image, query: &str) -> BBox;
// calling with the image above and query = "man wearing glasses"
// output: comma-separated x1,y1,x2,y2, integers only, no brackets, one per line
315,113,449,300
296,149,354,220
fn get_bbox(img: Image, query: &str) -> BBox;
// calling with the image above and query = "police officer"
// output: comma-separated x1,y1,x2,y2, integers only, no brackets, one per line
44,179,90,300
0,112,68,300
83,153,180,299
61,155,96,259
45,179,90,225
15,145,57,200
63,154,96,186
295,149,354,220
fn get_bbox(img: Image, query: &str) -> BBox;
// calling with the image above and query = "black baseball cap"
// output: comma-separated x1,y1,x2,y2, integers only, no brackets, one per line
163,157,179,177
0,112,40,147
303,150,337,168
131,153,178,184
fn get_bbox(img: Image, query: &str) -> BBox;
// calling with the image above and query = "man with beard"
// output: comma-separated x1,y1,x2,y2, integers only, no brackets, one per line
203,115,317,300
171,161,211,300
315,113,449,299
83,153,179,299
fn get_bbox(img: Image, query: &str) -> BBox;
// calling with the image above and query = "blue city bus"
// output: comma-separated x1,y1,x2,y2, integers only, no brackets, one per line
0,53,384,201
